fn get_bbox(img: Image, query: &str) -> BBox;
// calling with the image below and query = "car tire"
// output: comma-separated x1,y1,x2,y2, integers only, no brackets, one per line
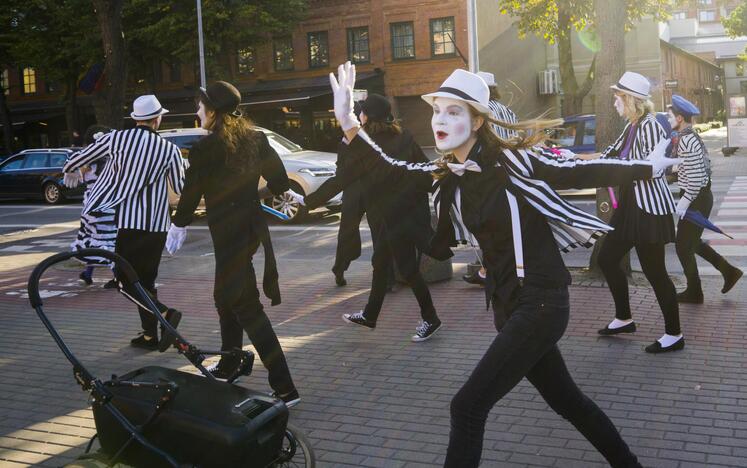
42,182,64,204
264,182,307,224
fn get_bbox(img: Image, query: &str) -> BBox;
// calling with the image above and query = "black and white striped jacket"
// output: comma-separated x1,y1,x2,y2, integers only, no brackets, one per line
488,100,518,140
674,128,710,201
64,126,185,232
601,113,675,215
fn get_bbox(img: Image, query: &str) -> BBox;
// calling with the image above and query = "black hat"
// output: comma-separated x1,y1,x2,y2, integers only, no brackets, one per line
360,93,393,123
199,81,242,117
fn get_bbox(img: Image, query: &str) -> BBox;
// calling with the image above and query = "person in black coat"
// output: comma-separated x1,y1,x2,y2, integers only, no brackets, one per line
166,81,299,407
288,93,441,342
329,62,680,468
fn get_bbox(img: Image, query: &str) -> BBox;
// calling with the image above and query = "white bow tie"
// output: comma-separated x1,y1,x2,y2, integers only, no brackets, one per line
447,160,482,176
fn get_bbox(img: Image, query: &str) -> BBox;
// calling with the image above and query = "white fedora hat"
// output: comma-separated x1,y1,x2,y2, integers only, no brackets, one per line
477,71,496,87
130,95,169,120
422,69,492,115
610,71,651,100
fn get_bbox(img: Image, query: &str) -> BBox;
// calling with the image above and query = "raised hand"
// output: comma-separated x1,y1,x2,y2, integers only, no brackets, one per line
329,61,360,132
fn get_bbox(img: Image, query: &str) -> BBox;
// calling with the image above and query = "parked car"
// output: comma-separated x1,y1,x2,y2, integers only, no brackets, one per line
0,149,85,204
159,127,342,223
551,114,596,154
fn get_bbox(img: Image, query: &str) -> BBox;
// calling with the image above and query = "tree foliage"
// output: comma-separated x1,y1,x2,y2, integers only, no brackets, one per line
723,1,747,38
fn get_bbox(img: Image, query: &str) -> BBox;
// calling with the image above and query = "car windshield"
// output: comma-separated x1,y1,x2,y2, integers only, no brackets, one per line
264,132,303,154
167,135,203,150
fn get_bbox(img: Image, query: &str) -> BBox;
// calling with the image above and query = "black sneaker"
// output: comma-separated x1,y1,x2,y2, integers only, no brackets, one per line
103,279,118,289
130,332,158,351
412,319,442,342
676,290,704,304
342,311,376,329
272,389,301,408
158,308,182,353
206,359,241,382
721,266,743,294
79,272,93,286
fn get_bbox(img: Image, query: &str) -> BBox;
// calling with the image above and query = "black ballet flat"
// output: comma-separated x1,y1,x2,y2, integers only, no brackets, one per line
598,322,636,336
645,338,685,354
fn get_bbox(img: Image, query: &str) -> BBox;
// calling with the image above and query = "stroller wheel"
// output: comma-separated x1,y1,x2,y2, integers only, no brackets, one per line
273,422,315,467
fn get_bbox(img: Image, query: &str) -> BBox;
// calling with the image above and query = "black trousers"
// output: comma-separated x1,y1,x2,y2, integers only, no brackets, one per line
212,229,295,395
445,286,640,468
114,229,168,337
362,222,437,323
598,234,681,335
332,182,365,275
675,185,728,293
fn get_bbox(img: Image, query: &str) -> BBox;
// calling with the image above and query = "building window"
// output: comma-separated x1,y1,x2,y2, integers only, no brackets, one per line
21,67,36,95
672,11,687,20
1,69,8,95
737,62,744,77
698,10,716,22
169,61,181,82
237,48,255,75
430,17,456,57
274,37,294,71
347,27,370,64
307,31,329,68
391,21,415,60
698,0,713,5
741,81,747,95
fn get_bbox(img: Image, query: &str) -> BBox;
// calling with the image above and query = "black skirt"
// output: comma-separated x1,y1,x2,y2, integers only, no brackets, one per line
609,183,675,244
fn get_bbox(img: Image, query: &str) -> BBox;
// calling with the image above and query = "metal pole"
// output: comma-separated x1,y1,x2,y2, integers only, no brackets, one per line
467,0,479,73
196,0,207,88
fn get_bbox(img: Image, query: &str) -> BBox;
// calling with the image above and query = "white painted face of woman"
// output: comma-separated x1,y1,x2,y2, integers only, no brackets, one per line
614,94,625,117
431,97,475,152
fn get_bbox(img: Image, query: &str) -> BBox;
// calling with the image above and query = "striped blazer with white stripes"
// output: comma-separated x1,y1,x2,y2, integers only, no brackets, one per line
601,113,675,215
674,129,710,201
64,126,186,232
488,100,518,140
352,130,654,256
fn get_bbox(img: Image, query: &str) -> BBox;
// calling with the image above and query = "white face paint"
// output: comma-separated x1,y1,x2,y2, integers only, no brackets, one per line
613,95,625,117
667,110,678,131
197,101,211,130
431,97,474,152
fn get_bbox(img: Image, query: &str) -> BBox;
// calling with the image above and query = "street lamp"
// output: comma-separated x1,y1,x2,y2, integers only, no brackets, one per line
196,0,207,88
467,0,479,73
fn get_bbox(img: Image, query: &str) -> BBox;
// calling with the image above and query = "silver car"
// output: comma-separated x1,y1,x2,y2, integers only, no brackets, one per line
159,127,341,223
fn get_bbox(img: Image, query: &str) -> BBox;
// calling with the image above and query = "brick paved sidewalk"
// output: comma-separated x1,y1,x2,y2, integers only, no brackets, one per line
0,253,746,467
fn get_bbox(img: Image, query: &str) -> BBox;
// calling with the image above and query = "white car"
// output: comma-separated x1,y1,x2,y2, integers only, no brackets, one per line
159,127,342,223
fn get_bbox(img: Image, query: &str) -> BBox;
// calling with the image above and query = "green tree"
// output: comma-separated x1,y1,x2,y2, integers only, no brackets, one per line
1,1,100,140
723,1,747,38
497,0,671,116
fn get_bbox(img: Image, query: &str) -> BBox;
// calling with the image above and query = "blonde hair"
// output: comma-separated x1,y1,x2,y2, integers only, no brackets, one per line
617,92,654,123
433,107,561,179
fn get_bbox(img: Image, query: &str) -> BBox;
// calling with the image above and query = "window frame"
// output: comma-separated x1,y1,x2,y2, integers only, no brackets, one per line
273,36,295,72
21,67,36,95
390,21,416,61
347,26,370,64
0,155,26,171
21,152,49,169
429,16,456,58
237,47,256,75
307,31,330,69
698,9,716,22
0,69,9,95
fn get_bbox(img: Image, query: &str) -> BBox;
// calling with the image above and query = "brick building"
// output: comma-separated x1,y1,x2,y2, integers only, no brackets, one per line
1,0,467,154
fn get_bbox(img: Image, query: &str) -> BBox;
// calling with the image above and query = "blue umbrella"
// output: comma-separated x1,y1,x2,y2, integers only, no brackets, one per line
261,204,290,221
683,209,733,239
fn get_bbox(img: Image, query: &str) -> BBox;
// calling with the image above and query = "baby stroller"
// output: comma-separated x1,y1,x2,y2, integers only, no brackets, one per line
27,248,315,467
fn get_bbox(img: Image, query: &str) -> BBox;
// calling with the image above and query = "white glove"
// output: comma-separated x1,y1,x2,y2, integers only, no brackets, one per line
648,139,682,175
675,197,691,219
165,223,187,255
286,189,306,206
63,171,82,188
329,62,360,131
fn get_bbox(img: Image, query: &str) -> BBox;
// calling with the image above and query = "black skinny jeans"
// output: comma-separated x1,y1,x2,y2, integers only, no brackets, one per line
114,229,168,337
446,285,640,468
362,222,437,323
676,185,727,293
212,233,295,395
599,234,681,335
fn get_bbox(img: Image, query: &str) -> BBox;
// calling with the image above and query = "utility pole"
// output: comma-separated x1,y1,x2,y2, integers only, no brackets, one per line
467,0,479,73
196,0,207,88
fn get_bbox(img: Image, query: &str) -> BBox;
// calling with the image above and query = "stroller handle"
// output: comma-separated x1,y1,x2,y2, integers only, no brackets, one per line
27,249,139,308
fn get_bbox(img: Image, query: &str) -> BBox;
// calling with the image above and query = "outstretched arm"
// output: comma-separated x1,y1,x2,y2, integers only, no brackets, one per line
64,131,113,172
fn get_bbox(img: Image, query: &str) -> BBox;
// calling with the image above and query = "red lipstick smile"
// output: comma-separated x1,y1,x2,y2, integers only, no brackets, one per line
436,131,448,140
